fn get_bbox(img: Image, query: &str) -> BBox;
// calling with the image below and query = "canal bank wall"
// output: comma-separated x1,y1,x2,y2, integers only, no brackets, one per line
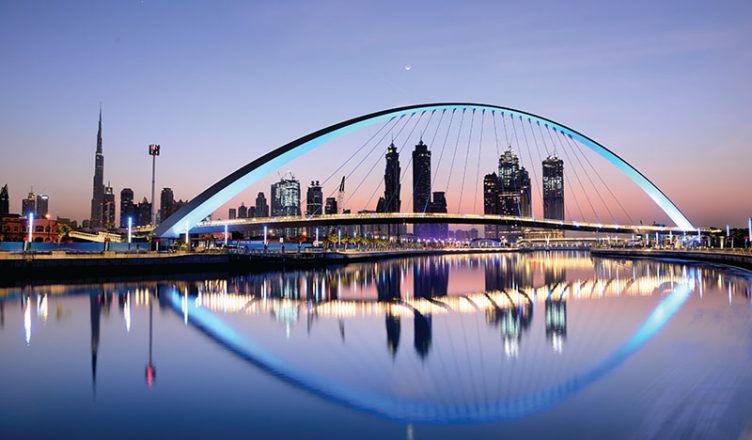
591,249,752,271
0,247,525,284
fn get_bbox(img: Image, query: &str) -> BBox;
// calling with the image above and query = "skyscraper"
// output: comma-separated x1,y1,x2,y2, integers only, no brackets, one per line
306,181,323,216
238,203,248,219
483,173,500,239
21,190,35,217
498,149,531,217
518,168,532,218
35,194,49,218
160,188,175,222
271,175,301,237
90,108,105,228
379,143,401,213
103,185,116,229
324,197,337,215
271,175,301,217
228,208,237,220
428,191,448,239
255,192,269,217
412,140,431,238
0,185,9,215
120,188,135,228
542,155,565,221
137,198,152,227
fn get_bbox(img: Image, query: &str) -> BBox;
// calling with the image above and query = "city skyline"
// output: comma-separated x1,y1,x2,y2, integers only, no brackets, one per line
1,1,751,227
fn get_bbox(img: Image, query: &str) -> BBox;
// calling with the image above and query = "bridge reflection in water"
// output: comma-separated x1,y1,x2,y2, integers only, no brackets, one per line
5,252,751,426
151,252,748,423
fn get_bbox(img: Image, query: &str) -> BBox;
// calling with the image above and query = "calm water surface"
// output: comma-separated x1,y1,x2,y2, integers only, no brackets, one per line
1,252,751,439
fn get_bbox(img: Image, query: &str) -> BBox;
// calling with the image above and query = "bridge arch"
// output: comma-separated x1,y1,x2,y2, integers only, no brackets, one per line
155,103,693,238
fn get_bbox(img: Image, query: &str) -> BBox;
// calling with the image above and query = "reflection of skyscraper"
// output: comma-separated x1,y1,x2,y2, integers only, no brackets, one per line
545,299,567,352
414,312,432,360
414,257,449,298
386,314,400,357
542,155,564,221
376,263,401,301
90,293,101,391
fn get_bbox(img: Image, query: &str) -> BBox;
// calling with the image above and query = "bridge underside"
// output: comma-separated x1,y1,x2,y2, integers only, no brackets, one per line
188,213,717,237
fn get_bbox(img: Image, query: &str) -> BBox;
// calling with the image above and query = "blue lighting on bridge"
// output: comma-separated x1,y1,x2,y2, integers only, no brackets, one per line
168,281,693,423
155,103,694,238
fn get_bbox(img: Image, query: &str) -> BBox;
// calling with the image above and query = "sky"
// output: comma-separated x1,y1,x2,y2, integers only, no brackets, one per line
0,0,750,227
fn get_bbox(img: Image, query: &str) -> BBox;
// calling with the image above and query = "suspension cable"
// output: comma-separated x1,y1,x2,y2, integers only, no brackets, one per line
518,116,540,218
547,125,599,221
346,112,417,209
457,109,476,213
537,121,581,221
564,133,634,224
432,109,456,189
555,128,616,224
444,109,467,200
472,110,485,214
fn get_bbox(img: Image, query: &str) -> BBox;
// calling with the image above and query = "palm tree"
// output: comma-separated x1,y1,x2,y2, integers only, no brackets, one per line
57,223,72,244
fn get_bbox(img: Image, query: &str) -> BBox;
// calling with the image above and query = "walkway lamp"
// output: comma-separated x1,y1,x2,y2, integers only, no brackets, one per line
27,212,34,250
184,222,189,248
263,225,268,246
127,217,133,245
224,224,228,247
748,217,751,248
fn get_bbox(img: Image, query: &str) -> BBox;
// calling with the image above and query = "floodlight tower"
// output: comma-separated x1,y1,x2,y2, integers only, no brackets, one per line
148,144,161,227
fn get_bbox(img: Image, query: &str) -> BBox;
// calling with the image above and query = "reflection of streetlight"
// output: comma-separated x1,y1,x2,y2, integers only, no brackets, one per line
145,290,156,388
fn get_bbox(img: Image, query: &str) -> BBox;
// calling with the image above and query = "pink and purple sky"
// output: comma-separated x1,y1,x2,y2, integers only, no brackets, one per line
0,0,750,227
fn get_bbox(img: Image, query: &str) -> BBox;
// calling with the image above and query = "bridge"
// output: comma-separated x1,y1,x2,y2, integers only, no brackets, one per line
153,102,707,241
191,212,718,236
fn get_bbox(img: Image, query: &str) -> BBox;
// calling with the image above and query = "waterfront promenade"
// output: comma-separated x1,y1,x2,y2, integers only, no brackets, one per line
591,248,752,271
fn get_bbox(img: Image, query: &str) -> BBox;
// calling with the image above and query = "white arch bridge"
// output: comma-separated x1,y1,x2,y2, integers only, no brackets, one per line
154,102,709,239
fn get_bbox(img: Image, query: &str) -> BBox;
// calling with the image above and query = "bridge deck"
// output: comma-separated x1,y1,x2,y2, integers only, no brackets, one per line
189,212,717,235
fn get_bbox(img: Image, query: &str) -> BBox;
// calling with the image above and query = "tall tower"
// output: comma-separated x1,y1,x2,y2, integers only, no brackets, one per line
412,140,431,238
90,108,105,228
0,185,9,215
380,143,401,213
542,155,565,221
120,188,135,228
483,173,500,239
306,181,323,216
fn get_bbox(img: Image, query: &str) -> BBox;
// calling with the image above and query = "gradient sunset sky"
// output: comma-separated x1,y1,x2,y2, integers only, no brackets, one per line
1,0,750,227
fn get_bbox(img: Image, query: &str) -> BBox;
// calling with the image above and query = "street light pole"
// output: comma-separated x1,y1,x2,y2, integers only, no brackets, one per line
148,144,160,227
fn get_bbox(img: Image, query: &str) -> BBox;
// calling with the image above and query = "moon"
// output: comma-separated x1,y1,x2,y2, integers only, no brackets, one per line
404,64,412,71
